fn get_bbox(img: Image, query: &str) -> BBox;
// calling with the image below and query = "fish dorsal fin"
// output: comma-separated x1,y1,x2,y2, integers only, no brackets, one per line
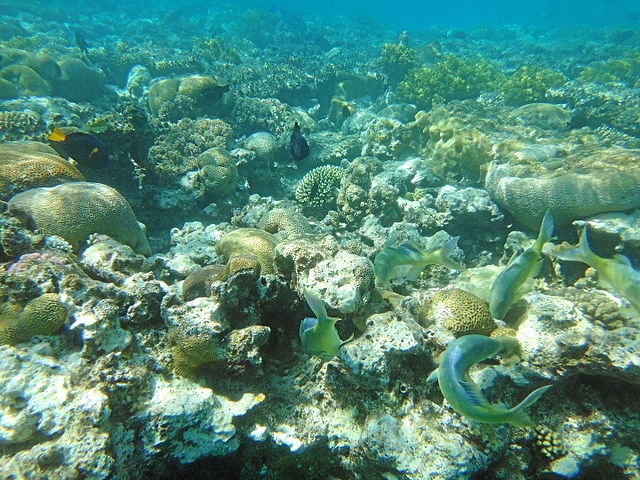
385,230,399,248
47,127,67,142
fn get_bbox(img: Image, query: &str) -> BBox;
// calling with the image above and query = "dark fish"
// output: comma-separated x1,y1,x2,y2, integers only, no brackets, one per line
290,122,309,161
47,127,109,167
74,29,89,54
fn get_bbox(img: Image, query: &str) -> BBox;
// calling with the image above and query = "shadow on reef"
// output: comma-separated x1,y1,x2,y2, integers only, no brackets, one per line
143,442,351,480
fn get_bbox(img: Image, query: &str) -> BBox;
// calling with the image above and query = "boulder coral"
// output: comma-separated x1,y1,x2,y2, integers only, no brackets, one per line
0,293,67,345
215,228,277,275
195,147,238,200
485,147,640,230
147,74,231,118
0,64,51,96
0,141,84,199
422,287,496,337
8,181,151,255
52,56,105,102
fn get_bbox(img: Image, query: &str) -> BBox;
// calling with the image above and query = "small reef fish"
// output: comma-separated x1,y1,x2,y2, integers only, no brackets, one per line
427,334,552,427
373,236,463,288
488,210,554,320
290,122,309,161
299,289,352,360
550,227,640,312
47,127,109,167
74,29,89,54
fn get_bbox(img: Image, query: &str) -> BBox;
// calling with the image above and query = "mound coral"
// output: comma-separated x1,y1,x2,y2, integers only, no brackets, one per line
8,181,151,255
0,293,67,345
0,64,51,96
196,147,238,200
295,165,345,213
0,141,85,199
423,287,496,337
485,147,640,230
181,265,227,301
215,228,277,275
257,208,311,237
52,56,105,102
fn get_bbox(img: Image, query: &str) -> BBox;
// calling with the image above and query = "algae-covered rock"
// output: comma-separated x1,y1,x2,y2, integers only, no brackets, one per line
0,141,85,199
485,147,640,230
8,181,151,255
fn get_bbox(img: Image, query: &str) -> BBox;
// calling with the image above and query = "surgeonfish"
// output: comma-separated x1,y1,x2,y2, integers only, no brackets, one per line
488,210,554,320
299,289,352,360
47,127,109,167
550,227,640,312
427,334,552,427
373,235,463,288
290,122,309,161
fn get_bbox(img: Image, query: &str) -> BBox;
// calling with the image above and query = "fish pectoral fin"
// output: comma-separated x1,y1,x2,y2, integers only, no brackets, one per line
460,379,492,408
426,368,439,383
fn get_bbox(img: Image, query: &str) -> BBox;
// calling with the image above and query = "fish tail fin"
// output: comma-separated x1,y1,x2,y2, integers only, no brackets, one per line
551,227,595,264
506,384,552,427
433,236,464,270
47,127,67,142
536,210,554,248
303,289,329,322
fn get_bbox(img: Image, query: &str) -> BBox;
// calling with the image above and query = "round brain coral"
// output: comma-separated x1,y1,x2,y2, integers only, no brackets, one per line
0,293,67,345
426,287,496,337
0,141,85,199
182,265,227,301
257,208,311,238
8,181,151,255
295,165,344,212
215,228,277,275
196,147,238,200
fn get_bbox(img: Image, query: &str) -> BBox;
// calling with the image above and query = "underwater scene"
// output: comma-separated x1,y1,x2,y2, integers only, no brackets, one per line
1,0,640,478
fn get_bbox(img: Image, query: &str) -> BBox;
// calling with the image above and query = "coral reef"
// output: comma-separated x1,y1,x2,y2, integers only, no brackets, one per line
295,165,345,214
8,181,151,255
215,228,277,275
0,293,67,345
422,287,496,337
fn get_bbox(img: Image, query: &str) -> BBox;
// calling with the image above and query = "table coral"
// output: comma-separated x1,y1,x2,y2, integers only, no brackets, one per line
8,181,151,255
0,141,85,199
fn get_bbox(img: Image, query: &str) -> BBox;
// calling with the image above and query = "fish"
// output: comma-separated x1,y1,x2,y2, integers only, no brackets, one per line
47,127,109,167
373,235,463,288
74,29,89,54
488,210,554,320
549,227,640,312
299,289,352,360
427,334,552,427
290,122,309,161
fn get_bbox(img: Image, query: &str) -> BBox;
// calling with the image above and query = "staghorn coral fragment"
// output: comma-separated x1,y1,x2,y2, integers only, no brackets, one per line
8,181,151,255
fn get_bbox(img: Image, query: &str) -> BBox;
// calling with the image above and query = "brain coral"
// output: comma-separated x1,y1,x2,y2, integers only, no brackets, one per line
8,181,151,255
295,165,345,212
0,293,67,345
485,147,640,230
257,208,311,238
182,265,227,301
215,228,277,275
424,287,496,337
0,141,85,199
196,147,238,200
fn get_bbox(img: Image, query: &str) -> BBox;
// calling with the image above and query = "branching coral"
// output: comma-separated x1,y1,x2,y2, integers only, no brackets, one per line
295,165,345,214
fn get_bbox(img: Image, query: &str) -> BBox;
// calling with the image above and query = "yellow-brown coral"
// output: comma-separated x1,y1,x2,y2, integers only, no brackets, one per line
425,287,496,337
0,141,85,198
257,208,311,238
0,293,67,345
215,228,276,275
181,265,227,301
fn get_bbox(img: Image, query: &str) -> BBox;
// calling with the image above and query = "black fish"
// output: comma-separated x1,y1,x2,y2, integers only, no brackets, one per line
290,122,309,161
75,29,89,54
47,127,109,167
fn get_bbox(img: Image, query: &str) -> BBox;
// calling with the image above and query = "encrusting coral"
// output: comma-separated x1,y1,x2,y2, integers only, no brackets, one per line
0,293,67,345
8,181,151,255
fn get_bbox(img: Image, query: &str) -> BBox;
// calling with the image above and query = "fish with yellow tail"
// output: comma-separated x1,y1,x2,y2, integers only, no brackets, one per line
550,228,640,312
374,235,463,288
427,335,552,427
299,289,352,360
489,210,554,320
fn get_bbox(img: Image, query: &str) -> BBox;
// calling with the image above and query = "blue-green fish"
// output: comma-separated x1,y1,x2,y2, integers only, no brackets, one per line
299,289,352,360
550,228,640,312
427,334,552,427
489,210,554,320
374,236,463,288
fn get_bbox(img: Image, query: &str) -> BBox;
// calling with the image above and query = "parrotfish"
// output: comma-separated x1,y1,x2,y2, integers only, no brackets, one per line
299,289,352,360
47,127,109,168
427,334,552,427
488,210,554,320
373,236,463,288
290,122,309,161
550,227,640,312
